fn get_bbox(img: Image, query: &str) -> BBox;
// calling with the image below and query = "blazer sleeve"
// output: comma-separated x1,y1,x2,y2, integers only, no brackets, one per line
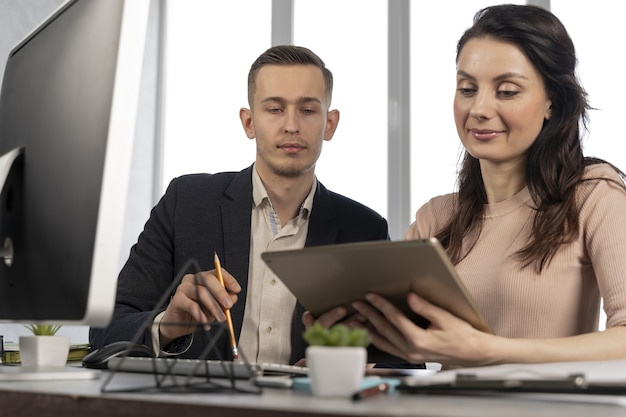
89,177,185,349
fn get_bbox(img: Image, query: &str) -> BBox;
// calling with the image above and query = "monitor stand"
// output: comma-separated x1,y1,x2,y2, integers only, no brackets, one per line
0,365,100,381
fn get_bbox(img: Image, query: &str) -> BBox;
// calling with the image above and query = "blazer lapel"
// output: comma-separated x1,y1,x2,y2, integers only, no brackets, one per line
220,165,254,337
305,180,339,247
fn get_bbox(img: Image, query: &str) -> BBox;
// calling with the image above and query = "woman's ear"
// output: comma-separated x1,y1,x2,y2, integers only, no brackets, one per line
545,102,553,121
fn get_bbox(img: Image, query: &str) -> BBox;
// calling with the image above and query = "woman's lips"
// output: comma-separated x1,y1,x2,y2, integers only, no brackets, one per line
470,128,503,141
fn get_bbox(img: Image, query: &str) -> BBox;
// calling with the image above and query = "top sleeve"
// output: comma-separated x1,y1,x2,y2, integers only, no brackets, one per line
579,166,626,328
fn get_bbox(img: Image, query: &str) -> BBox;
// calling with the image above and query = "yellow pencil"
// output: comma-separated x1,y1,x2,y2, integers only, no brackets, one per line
214,252,239,360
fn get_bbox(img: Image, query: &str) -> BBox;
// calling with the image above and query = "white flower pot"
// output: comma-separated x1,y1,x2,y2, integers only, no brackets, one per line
19,335,70,367
306,345,366,397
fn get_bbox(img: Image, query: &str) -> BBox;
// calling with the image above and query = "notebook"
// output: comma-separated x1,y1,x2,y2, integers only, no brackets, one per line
261,238,492,362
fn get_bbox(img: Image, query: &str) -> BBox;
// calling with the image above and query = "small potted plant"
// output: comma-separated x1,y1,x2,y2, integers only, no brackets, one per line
303,321,371,397
19,324,70,367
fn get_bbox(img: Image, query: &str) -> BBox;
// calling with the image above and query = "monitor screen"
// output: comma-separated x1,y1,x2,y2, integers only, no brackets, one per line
0,0,149,327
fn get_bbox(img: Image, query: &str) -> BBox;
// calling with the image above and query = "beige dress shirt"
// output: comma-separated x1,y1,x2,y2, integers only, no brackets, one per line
238,167,314,364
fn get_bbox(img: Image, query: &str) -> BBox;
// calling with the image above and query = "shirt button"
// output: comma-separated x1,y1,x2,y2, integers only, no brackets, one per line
266,326,272,333
270,279,277,285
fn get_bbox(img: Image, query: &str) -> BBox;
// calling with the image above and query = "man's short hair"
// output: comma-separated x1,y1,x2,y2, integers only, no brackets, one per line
247,45,333,107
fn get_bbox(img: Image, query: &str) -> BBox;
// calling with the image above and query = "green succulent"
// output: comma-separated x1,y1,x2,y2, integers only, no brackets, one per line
24,324,62,336
303,321,371,347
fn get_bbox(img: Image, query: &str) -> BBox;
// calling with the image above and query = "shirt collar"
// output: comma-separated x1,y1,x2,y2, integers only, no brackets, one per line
252,163,316,219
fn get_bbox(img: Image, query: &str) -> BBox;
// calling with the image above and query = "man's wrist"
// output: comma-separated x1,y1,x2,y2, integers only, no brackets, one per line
152,311,193,356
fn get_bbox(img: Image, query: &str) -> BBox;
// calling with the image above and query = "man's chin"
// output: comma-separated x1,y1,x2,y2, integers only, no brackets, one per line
272,163,315,178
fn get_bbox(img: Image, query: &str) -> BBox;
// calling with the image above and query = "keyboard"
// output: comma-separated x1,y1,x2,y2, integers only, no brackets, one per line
107,356,308,379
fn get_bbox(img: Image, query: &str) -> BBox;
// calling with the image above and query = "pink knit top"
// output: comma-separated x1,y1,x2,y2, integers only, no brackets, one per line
406,163,626,338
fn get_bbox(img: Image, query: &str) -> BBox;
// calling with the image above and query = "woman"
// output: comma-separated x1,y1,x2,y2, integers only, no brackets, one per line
353,4,626,368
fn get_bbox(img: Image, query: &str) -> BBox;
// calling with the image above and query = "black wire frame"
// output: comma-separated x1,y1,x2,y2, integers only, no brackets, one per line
99,257,261,395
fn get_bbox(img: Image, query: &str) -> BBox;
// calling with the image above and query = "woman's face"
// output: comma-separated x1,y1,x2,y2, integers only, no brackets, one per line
454,37,552,168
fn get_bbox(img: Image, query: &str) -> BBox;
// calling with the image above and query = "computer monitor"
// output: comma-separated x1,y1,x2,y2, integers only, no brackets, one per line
0,0,149,331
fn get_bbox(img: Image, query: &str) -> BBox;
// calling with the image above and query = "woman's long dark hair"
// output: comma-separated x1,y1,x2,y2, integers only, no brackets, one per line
437,4,611,272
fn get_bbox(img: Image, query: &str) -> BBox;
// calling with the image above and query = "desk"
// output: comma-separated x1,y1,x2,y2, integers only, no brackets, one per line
0,369,625,417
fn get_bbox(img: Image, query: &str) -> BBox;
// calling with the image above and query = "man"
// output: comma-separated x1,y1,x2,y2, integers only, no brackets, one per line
89,45,389,365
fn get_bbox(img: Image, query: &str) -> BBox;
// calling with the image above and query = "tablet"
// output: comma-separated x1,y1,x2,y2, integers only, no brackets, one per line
261,238,493,362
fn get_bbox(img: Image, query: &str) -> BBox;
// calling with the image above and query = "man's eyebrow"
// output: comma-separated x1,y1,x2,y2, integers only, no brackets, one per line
297,96,322,105
456,70,529,82
260,96,322,105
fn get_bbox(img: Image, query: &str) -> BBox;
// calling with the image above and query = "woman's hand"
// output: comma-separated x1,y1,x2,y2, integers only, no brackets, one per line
352,292,496,367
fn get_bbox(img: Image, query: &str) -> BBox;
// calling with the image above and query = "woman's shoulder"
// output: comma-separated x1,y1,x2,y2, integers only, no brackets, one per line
406,193,457,239
424,192,457,207
417,193,458,218
583,161,625,182
578,162,626,203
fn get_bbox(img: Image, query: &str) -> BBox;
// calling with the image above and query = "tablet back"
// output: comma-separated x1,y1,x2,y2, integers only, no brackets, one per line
262,238,493,362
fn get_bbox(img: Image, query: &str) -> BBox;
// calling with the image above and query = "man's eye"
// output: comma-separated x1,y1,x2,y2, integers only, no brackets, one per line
302,108,315,115
268,108,282,113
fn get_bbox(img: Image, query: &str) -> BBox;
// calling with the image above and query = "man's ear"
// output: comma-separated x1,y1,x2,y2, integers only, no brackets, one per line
239,108,255,139
323,109,340,141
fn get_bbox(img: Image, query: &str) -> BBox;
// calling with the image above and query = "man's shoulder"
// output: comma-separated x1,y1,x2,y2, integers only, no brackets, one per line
310,184,389,241
172,171,238,186
321,186,385,221
167,167,252,192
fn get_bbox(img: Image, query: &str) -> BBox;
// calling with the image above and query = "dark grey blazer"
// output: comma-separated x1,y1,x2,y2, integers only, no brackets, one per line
89,165,389,363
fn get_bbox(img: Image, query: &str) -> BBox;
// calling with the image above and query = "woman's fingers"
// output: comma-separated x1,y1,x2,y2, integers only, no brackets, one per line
352,296,420,362
406,292,458,330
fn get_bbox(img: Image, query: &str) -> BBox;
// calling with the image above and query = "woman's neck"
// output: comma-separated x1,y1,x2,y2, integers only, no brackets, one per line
480,159,527,204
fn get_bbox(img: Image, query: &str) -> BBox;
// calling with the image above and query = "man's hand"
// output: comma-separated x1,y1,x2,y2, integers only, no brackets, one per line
302,306,348,329
295,307,350,366
159,268,241,348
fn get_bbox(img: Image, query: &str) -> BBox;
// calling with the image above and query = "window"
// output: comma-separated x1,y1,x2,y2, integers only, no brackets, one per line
551,2,626,171
294,0,388,218
409,0,525,218
161,0,271,189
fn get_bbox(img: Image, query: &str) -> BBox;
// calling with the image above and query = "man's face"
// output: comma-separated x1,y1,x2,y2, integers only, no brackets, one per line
240,64,339,179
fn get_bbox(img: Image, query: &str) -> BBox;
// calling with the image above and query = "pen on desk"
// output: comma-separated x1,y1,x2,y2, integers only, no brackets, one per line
214,252,239,360
351,383,390,401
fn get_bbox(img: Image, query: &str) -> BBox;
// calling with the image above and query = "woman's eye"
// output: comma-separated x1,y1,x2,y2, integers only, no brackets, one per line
497,90,519,98
457,88,476,96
